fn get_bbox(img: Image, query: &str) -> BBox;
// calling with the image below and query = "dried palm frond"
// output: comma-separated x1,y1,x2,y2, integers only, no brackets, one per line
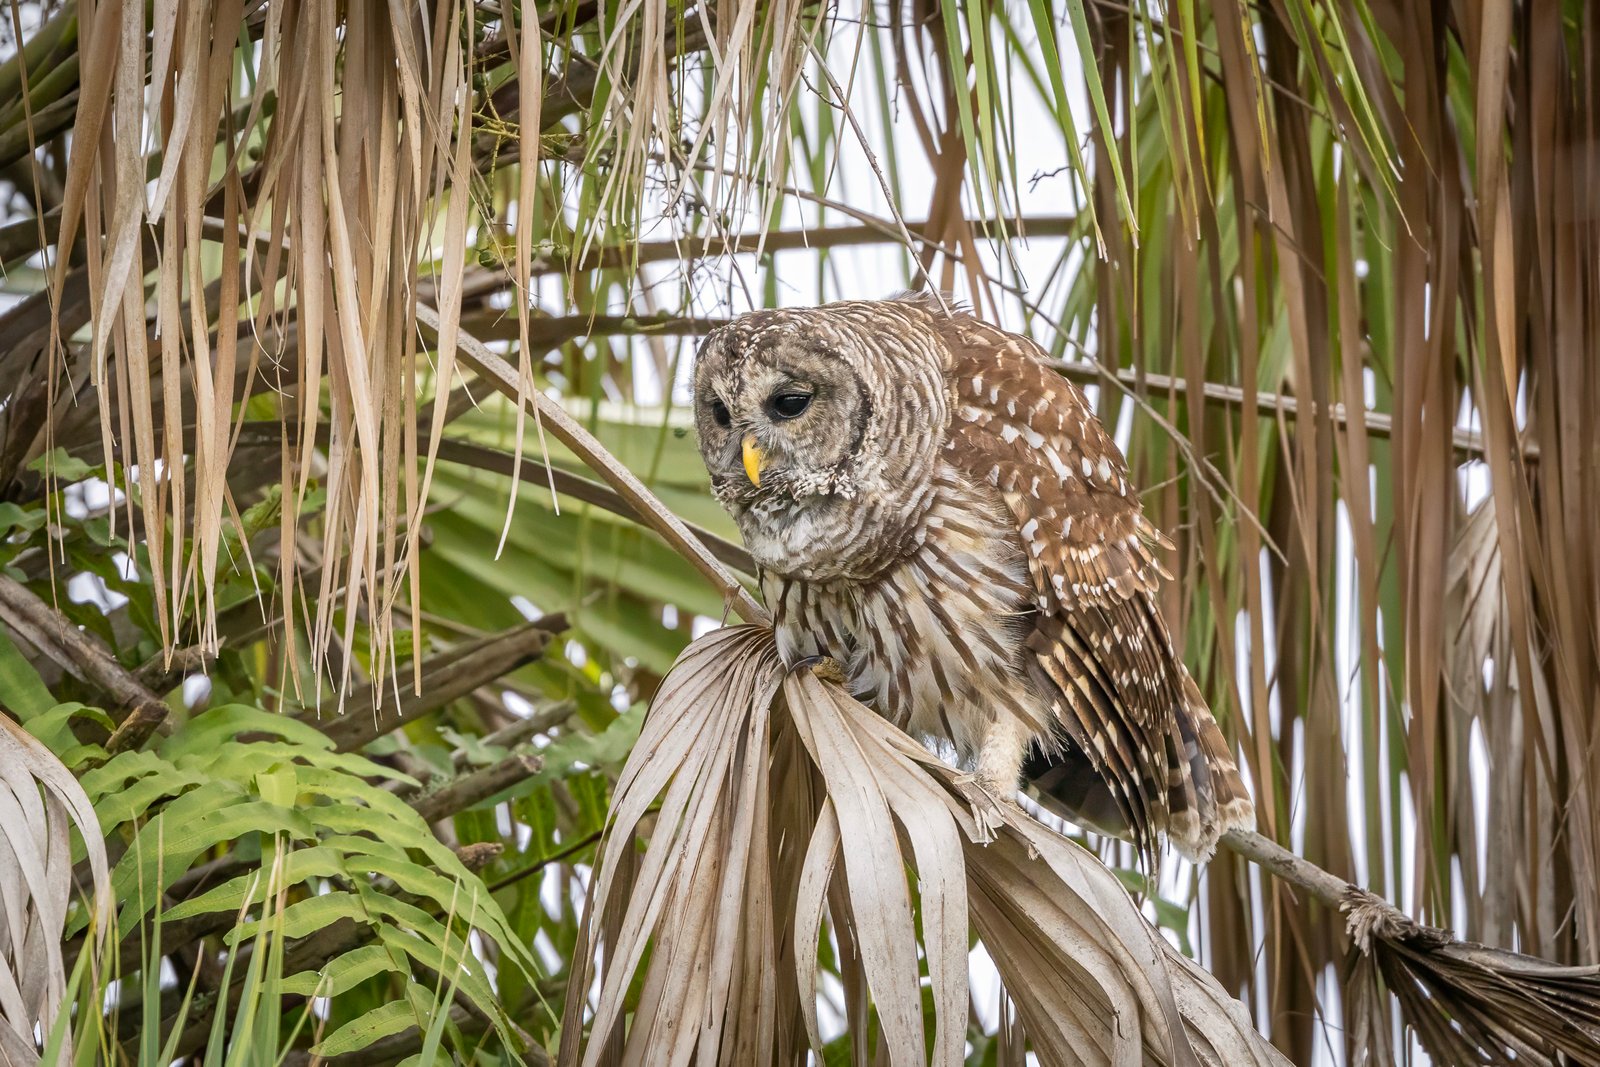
0,712,111,1065
48,0,820,699
1227,830,1600,1067
559,625,1287,1066
1343,891,1600,1066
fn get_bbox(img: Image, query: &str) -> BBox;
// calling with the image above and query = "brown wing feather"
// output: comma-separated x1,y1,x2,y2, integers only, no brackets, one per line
914,299,1252,861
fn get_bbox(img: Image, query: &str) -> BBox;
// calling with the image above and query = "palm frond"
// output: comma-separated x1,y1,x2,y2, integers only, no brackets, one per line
0,711,111,1064
1344,890,1600,1066
562,626,1287,1066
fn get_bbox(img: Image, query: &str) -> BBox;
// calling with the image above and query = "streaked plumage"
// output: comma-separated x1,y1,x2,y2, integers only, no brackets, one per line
693,294,1254,861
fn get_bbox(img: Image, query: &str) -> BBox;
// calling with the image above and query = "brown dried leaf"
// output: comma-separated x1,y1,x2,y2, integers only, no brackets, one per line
0,713,111,1065
562,627,1286,1066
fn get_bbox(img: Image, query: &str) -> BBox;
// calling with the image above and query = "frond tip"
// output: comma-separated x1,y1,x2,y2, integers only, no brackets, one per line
560,626,1286,1066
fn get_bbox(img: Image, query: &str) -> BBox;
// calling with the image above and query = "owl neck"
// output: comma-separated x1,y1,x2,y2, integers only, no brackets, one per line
738,478,938,584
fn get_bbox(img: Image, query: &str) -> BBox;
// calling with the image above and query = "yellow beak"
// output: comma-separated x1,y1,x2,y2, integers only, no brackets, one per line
741,434,765,487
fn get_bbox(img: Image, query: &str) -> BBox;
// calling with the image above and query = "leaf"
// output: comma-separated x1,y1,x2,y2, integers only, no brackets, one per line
22,702,113,756
311,998,424,1058
224,891,369,946
101,787,317,937
0,631,55,720
0,504,47,541
535,703,645,778
26,448,94,483
158,703,336,759
281,944,401,998
559,626,787,1064
162,847,346,922
89,761,208,832
561,628,1287,1065
0,714,112,1059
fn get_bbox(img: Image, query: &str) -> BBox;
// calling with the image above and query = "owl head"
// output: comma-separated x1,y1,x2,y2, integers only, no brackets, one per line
692,300,951,580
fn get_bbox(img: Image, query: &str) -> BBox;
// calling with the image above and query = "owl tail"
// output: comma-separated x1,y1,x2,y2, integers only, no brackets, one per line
1163,669,1255,862
1021,666,1255,865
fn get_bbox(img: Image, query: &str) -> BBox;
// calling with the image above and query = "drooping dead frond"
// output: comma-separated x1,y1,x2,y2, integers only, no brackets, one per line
51,0,481,698
1341,889,1600,1067
561,626,1287,1066
48,0,817,701
1225,827,1600,1067
556,625,791,1064
0,713,111,1065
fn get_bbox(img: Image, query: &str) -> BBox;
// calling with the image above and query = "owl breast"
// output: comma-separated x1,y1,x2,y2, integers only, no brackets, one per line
762,464,1047,758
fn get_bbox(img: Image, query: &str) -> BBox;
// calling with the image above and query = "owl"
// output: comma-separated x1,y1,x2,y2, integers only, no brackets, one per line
692,294,1254,861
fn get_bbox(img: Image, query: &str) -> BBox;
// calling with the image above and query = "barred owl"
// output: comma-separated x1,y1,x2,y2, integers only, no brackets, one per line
693,294,1254,861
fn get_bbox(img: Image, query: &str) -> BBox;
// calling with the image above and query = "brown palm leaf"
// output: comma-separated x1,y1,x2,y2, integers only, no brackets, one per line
0,712,111,1065
559,626,1288,1066
1342,889,1600,1066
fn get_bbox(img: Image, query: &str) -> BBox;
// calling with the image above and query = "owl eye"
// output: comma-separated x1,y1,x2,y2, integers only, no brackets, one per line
768,392,812,419
709,398,732,428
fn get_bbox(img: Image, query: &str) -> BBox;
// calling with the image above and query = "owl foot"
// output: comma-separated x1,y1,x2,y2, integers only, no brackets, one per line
960,716,1028,843
792,654,848,686
952,772,1014,845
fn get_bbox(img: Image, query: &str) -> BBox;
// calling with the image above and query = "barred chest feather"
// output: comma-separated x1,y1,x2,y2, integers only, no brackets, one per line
763,464,1045,759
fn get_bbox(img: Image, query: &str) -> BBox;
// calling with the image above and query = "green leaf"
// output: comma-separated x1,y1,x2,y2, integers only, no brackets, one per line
100,789,319,937
90,762,208,831
537,703,644,779
0,629,56,719
28,447,95,482
255,765,300,807
80,749,181,799
225,891,370,945
162,847,346,922
0,502,47,539
22,701,112,754
376,925,503,1018
281,944,401,998
159,703,335,759
311,998,424,1057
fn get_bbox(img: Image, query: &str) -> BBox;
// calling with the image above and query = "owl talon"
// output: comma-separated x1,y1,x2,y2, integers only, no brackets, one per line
793,654,848,686
953,772,1013,844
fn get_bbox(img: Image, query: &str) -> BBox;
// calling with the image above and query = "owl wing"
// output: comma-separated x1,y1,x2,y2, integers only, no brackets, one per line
928,310,1242,860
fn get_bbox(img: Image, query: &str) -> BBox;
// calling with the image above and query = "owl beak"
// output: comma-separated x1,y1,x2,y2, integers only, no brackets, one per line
741,434,766,487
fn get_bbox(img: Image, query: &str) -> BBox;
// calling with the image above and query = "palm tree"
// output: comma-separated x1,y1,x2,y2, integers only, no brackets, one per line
0,0,1596,1062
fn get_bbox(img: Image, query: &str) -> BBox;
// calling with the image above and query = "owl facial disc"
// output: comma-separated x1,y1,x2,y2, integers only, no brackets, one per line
691,302,953,582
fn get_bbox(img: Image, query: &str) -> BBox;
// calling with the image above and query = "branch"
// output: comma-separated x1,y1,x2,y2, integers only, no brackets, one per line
0,573,168,747
306,617,568,753
461,699,576,759
430,283,1519,464
520,213,1082,278
411,751,545,825
1051,359,1527,464
1221,828,1600,1062
456,310,728,345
